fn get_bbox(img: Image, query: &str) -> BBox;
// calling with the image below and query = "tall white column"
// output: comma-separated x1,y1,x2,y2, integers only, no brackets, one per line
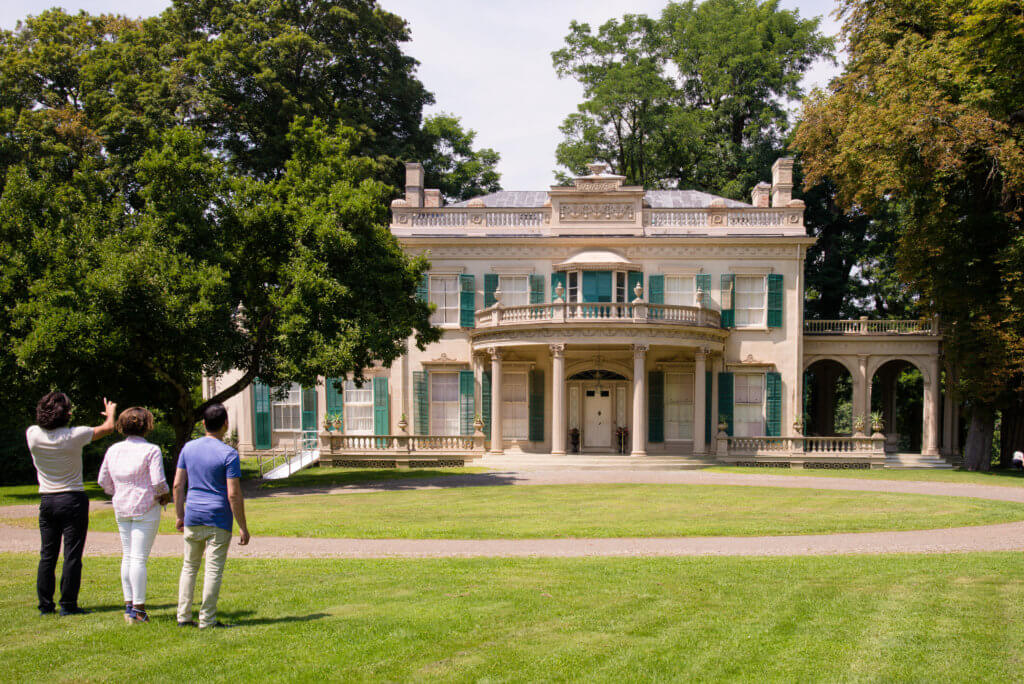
551,344,567,455
941,364,953,455
854,354,869,434
631,344,648,457
710,356,720,455
923,362,940,456
693,349,707,456
490,348,504,455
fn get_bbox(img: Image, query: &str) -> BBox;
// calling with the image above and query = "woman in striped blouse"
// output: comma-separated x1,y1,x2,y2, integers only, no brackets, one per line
97,407,171,623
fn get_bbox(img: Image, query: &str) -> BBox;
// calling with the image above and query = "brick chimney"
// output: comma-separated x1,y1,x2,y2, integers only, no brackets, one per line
404,162,424,208
424,189,442,208
770,157,794,207
751,182,771,208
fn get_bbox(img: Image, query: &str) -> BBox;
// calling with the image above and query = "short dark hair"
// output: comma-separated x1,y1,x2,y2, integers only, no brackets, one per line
203,403,228,432
116,407,154,437
36,392,72,430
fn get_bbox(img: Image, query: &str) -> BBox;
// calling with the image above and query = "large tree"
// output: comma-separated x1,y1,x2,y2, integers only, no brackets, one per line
794,0,1024,470
0,4,470,464
552,0,832,197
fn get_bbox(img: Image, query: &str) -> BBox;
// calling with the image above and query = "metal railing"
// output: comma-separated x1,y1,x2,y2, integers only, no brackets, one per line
474,301,721,329
803,317,938,335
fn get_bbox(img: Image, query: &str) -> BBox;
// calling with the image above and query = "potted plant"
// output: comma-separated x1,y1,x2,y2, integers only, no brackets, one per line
852,414,866,435
398,413,409,433
717,415,729,434
870,411,885,435
616,426,630,453
792,418,803,435
472,413,484,435
569,427,580,453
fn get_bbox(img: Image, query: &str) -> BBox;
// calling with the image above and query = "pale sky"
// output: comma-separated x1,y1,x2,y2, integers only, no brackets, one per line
2,0,842,190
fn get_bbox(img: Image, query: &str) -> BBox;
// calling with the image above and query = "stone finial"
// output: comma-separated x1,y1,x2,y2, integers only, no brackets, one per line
404,162,424,207
493,287,503,305
710,198,727,208
771,157,794,207
751,182,771,208
586,161,610,176
633,282,643,301
554,282,565,302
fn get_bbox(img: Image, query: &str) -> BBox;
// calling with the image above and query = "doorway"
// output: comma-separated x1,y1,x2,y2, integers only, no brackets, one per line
583,386,613,448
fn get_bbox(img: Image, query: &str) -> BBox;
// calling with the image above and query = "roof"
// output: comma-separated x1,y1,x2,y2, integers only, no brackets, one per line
451,189,750,209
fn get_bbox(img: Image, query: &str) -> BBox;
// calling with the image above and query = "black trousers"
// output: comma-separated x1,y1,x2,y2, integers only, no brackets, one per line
37,491,89,612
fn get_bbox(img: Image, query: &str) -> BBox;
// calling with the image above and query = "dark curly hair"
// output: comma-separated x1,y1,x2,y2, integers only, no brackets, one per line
116,407,154,437
36,392,72,430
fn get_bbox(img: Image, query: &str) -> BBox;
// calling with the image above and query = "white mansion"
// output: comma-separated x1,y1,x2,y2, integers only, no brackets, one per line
216,159,957,469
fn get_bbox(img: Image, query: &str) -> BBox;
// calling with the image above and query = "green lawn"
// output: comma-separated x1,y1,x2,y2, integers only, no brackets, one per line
2,552,1023,681
0,482,106,507
707,466,1024,486
46,484,1024,539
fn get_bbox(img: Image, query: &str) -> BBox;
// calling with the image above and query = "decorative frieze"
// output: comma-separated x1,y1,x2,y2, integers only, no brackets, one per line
559,203,637,222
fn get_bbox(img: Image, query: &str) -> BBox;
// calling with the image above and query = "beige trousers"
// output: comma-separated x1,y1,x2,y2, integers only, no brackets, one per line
177,525,232,627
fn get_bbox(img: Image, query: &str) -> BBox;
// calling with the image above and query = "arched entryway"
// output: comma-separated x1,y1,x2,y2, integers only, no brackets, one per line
870,359,924,453
567,369,630,452
804,359,854,436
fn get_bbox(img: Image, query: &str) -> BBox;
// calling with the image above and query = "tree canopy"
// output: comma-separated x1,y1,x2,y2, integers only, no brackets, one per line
552,0,832,197
793,0,1024,469
0,2,499,461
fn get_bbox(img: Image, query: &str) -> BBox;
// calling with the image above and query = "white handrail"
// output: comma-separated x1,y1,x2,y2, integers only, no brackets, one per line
804,319,938,335
474,301,721,329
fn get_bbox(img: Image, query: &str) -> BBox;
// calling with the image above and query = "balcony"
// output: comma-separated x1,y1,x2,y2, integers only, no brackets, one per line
803,318,940,336
474,301,722,330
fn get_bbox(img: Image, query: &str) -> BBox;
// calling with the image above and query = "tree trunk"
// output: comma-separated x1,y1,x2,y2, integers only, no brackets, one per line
165,416,195,480
963,405,995,471
1000,398,1024,468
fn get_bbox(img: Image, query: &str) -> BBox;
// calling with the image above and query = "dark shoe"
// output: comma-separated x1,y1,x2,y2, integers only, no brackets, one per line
198,620,232,629
59,607,90,616
39,608,55,616
131,609,149,623
177,620,197,627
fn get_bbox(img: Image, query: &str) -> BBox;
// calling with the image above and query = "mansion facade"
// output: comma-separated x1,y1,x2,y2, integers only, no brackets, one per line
215,159,954,468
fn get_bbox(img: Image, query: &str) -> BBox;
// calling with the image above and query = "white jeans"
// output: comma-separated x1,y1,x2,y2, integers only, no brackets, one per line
115,504,161,604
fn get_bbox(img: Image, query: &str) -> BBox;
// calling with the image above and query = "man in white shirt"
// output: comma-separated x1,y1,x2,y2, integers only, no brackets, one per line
26,392,116,616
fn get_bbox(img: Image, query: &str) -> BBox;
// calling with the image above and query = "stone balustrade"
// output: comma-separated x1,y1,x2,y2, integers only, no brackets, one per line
319,432,485,458
717,434,886,467
803,318,938,335
474,301,721,329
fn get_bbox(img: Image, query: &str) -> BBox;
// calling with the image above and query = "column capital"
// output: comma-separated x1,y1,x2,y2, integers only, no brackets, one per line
549,343,566,357
694,348,709,361
488,347,503,361
632,343,649,356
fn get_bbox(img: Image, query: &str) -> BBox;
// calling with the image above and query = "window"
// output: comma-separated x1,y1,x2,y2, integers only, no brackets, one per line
271,383,301,432
499,275,529,307
665,275,695,306
665,372,694,440
430,372,460,435
735,276,767,328
615,272,627,303
568,272,579,303
503,372,528,440
734,374,765,437
429,275,459,326
344,380,374,435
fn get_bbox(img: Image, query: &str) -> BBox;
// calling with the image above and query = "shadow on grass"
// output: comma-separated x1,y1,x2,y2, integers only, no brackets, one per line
245,470,524,499
218,609,330,626
85,602,177,614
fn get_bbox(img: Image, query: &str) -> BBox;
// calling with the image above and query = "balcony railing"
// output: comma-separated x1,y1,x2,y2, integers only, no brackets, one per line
474,301,722,329
803,317,939,336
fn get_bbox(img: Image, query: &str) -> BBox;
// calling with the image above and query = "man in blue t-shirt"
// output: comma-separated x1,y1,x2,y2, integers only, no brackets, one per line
173,403,250,629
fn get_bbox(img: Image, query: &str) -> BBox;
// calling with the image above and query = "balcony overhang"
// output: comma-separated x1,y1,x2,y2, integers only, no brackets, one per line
554,249,639,271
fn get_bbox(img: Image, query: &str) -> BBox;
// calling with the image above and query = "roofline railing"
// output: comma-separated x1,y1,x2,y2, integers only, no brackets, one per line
391,206,802,229
803,317,940,336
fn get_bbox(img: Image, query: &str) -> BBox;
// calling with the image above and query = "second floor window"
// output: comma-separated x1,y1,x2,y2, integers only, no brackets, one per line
735,276,767,327
665,275,695,306
429,275,459,326
499,275,529,307
344,380,374,435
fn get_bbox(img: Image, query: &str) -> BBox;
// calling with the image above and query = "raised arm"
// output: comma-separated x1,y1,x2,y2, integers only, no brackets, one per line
91,398,117,442
226,478,249,545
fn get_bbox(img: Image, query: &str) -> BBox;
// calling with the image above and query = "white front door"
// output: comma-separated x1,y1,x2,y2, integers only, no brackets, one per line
583,388,612,448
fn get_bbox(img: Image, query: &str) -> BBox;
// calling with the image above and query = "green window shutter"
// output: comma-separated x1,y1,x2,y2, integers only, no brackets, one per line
484,274,499,308
767,273,783,328
720,274,735,328
648,370,664,443
326,378,345,432
718,372,734,437
459,370,475,436
460,274,476,328
528,369,544,442
705,370,712,445
482,370,492,439
252,380,271,449
529,275,545,304
413,371,429,435
766,372,782,437
648,274,664,304
373,377,389,436
696,273,711,308
582,271,613,303
551,272,567,301
301,386,317,432
627,272,644,302
417,275,428,303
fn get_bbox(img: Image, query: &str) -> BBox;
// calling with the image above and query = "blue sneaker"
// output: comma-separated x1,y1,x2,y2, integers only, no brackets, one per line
131,609,149,623
124,604,135,624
